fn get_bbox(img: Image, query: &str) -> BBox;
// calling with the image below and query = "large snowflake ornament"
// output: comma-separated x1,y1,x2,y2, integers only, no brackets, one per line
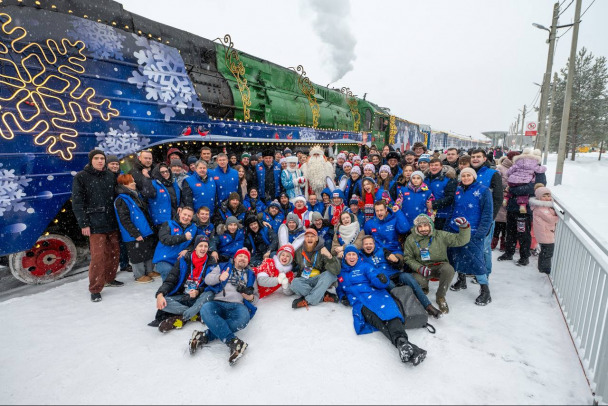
0,168,32,216
299,128,317,141
128,35,204,121
96,121,150,156
67,19,126,61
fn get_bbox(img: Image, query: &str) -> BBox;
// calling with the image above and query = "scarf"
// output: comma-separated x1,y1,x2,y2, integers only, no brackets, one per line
189,252,208,288
362,190,375,222
336,221,360,246
330,203,345,226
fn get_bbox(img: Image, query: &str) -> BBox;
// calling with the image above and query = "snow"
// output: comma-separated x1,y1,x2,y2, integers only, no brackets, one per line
543,152,608,248
0,250,592,404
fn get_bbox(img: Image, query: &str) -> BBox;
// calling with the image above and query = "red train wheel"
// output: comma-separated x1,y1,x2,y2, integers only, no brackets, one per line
8,234,78,284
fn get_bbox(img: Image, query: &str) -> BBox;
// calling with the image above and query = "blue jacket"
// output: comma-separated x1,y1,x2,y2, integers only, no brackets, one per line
183,173,217,214
475,165,497,189
148,179,181,226
426,173,456,220
153,219,198,265
399,183,433,225
448,181,493,239
114,193,154,243
345,208,365,226
167,252,215,296
344,178,362,202
307,201,325,214
363,211,411,255
337,254,403,335
217,228,245,259
206,261,257,318
195,221,217,252
360,246,400,278
262,210,285,234
211,166,239,203
243,196,266,213
256,161,282,201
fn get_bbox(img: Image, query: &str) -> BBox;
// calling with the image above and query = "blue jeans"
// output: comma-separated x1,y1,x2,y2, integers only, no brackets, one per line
155,261,174,281
476,273,489,285
200,301,251,343
484,221,495,276
389,272,431,308
164,291,215,320
290,271,337,305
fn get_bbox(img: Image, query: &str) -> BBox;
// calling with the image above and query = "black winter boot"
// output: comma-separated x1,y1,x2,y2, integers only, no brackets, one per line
189,329,210,355
450,273,467,291
396,337,426,366
497,253,513,261
425,304,442,319
227,337,248,366
475,284,492,306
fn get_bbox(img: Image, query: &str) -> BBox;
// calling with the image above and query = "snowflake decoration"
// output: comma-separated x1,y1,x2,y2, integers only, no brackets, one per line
0,168,32,216
127,35,204,121
67,19,126,61
468,203,474,209
473,190,481,197
0,12,119,160
299,128,318,141
96,121,150,156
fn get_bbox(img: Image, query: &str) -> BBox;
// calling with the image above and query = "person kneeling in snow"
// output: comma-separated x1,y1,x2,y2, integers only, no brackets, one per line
253,244,296,298
337,245,427,366
152,235,216,332
189,248,259,366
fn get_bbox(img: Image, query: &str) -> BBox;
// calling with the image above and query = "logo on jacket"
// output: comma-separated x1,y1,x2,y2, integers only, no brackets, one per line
214,177,219,180
196,183,202,187
173,228,179,232
159,189,165,193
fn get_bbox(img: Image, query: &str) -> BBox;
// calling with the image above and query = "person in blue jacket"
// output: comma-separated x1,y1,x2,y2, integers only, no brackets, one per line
211,153,239,204
320,187,332,213
216,216,245,263
448,168,493,306
337,245,427,366
244,215,278,267
114,174,159,283
344,166,362,203
213,192,248,225
363,200,411,259
153,206,198,281
243,187,266,214
262,201,285,233
345,197,366,226
425,159,457,231
395,171,433,226
181,160,218,215
306,192,325,214
193,206,219,262
257,150,283,203
148,163,181,228
359,235,441,319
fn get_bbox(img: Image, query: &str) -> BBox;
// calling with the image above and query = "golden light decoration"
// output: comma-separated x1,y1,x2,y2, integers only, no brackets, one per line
341,87,361,132
388,115,397,145
215,34,251,121
290,65,320,128
0,12,119,160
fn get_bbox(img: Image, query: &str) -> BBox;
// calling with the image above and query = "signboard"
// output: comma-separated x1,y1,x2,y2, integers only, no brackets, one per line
525,122,538,136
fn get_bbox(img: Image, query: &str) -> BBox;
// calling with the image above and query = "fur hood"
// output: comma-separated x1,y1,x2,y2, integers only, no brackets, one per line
497,156,513,169
530,197,554,208
512,147,541,164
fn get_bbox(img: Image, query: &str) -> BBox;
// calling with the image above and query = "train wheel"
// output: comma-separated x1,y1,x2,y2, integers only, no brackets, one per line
8,234,78,284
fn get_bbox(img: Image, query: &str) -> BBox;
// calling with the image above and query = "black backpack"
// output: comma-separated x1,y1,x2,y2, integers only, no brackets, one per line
390,285,436,333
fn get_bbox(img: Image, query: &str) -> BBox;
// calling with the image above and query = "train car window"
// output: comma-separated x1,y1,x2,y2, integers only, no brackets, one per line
364,109,372,131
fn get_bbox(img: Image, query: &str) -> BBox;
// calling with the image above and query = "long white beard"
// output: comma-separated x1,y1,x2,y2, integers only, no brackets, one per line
303,156,334,195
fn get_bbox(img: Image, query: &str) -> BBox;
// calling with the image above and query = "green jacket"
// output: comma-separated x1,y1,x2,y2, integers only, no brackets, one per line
294,244,340,277
403,227,470,272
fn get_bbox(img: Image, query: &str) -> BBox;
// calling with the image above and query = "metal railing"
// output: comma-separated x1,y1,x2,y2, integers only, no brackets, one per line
551,194,608,405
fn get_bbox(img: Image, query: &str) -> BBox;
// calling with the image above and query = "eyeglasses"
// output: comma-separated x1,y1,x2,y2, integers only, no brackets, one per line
160,170,170,174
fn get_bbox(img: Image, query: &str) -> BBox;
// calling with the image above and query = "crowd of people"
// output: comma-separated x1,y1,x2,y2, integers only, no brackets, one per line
71,141,558,366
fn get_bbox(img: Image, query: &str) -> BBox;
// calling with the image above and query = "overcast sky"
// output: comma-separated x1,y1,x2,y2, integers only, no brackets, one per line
119,0,608,141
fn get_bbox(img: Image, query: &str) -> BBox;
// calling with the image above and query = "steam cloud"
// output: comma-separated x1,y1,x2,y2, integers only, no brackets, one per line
309,0,357,83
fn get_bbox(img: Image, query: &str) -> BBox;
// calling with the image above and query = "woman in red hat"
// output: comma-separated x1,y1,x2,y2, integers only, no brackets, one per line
253,244,296,298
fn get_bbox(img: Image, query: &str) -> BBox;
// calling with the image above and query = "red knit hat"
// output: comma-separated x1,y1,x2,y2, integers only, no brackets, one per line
234,248,251,262
277,244,295,259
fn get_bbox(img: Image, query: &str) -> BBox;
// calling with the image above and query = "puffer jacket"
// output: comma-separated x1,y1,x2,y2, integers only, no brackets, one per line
72,165,118,234
530,197,558,244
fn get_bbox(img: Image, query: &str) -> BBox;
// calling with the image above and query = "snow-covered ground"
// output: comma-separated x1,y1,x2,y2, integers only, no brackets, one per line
0,249,592,404
543,152,608,247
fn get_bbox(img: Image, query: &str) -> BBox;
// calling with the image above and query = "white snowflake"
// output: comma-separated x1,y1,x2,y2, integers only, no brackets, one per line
468,203,474,209
299,128,318,141
127,35,204,121
473,190,481,197
0,169,33,216
67,19,126,61
96,121,150,156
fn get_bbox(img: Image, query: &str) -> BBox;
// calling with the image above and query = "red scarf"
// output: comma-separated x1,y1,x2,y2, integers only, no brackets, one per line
331,203,345,226
293,205,308,219
190,252,208,283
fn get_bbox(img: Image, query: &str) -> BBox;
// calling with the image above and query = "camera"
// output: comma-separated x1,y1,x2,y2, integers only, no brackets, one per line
236,283,254,296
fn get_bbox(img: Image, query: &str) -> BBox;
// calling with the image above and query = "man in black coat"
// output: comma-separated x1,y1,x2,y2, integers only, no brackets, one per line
129,150,156,199
72,150,122,302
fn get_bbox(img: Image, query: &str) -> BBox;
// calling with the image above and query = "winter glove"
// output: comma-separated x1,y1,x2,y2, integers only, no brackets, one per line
277,273,287,285
297,177,306,184
454,217,470,229
281,278,290,290
377,273,388,284
417,266,431,278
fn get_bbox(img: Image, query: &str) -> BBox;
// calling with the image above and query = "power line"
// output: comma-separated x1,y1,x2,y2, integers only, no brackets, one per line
558,0,574,17
557,0,596,39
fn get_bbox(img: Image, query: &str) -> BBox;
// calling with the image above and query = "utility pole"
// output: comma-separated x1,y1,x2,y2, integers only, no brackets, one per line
519,105,526,150
555,0,582,186
535,2,560,151
543,72,558,165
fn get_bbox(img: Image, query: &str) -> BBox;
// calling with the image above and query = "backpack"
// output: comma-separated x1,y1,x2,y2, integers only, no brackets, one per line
390,285,436,333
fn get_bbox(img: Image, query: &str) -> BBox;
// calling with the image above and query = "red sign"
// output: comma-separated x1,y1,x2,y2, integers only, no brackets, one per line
525,122,538,136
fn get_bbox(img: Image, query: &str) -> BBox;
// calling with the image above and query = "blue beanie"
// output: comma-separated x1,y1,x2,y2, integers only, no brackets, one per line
344,244,359,256
331,190,345,201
